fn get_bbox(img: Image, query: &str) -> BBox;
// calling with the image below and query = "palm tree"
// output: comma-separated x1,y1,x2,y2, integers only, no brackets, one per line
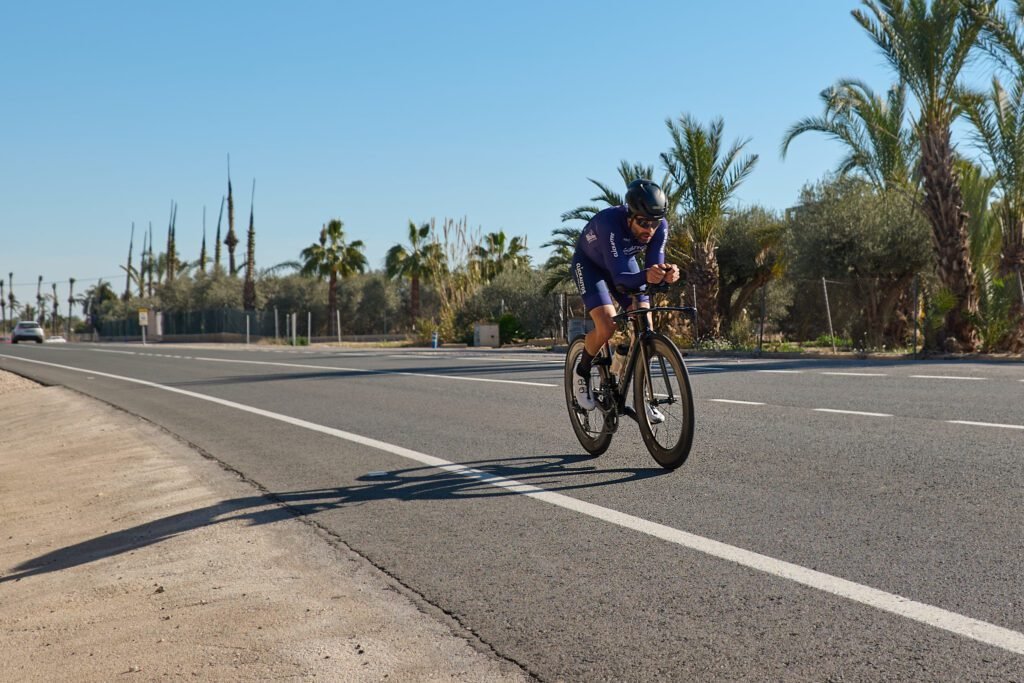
7,273,16,323
661,113,758,337
386,220,446,323
36,276,44,325
540,226,582,294
67,277,76,336
300,219,367,335
961,75,1024,347
781,79,918,191
471,230,530,280
852,0,995,349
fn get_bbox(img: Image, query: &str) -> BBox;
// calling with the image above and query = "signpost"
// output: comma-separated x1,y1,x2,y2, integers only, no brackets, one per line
138,308,148,345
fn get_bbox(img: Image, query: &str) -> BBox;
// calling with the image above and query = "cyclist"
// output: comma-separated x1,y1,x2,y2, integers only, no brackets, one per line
569,178,681,411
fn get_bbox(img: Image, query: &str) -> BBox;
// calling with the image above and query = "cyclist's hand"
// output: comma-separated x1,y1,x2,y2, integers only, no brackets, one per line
662,264,680,284
646,264,675,284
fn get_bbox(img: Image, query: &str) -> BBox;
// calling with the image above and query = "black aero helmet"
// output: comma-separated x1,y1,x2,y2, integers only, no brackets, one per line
625,179,668,219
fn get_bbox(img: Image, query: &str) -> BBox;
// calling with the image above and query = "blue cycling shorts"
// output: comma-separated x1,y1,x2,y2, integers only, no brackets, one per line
570,254,647,311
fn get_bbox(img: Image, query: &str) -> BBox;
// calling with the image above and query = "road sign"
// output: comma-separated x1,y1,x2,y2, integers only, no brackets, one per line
138,309,149,327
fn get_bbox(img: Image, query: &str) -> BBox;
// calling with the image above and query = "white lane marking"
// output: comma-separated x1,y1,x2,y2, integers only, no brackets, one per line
80,347,556,387
821,372,888,377
92,349,137,355
814,409,893,418
947,420,1024,431
2,352,1022,656
710,399,766,406
910,375,988,381
756,370,803,374
188,356,557,387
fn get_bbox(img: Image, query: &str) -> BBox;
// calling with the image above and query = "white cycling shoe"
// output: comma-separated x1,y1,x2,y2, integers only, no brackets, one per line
573,361,597,411
644,402,665,424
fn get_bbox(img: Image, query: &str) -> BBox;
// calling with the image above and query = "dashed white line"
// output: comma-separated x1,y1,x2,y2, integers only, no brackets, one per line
821,372,888,377
756,369,803,374
947,420,1024,431
2,351,1022,657
910,375,988,381
813,408,893,418
710,399,766,406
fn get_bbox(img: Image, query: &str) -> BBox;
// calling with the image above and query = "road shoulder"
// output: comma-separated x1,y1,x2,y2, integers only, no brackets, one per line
0,371,528,681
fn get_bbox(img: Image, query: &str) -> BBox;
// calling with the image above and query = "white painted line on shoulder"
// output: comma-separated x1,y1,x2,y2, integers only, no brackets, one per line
709,399,766,405
910,375,988,381
92,349,137,355
756,369,803,374
3,351,1022,656
947,420,1024,431
813,408,893,417
821,372,888,377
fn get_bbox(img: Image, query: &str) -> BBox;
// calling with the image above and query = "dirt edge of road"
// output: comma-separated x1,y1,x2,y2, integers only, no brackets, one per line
0,369,530,682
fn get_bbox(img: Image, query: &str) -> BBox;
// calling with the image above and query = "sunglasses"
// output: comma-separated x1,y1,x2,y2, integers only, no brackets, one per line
633,216,661,230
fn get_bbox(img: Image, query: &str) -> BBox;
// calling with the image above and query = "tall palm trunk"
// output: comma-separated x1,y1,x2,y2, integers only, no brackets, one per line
410,274,421,322
999,213,1024,350
687,243,720,338
328,271,338,336
920,123,980,349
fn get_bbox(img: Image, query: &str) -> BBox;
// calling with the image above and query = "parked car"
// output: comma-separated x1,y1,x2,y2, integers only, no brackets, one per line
11,321,44,344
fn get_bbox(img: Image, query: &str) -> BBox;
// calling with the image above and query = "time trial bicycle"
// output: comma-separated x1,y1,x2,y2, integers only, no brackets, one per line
563,285,696,470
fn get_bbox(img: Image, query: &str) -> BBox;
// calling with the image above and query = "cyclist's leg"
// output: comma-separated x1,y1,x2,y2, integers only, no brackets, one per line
571,255,618,360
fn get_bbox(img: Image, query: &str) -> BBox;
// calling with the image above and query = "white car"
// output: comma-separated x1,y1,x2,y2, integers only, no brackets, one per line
11,321,45,344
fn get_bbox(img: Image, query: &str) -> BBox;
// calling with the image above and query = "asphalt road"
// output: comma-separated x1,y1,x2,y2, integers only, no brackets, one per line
2,342,1022,681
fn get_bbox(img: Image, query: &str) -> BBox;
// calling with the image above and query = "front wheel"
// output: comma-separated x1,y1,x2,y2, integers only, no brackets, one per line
633,334,695,470
564,335,613,456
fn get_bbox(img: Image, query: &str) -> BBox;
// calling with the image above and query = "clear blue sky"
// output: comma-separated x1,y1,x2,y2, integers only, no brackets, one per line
0,1,944,310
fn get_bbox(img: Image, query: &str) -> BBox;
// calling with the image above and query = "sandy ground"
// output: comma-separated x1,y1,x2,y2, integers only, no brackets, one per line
0,369,529,682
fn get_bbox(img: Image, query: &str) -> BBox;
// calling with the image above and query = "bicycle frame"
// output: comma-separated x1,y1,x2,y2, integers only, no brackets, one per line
598,304,696,425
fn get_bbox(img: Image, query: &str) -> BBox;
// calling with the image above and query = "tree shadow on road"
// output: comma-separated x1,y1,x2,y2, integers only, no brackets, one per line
1,453,667,584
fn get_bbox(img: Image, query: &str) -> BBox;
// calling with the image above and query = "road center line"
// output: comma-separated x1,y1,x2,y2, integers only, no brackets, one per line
756,369,803,374
820,372,888,377
910,375,988,381
947,420,1024,431
813,408,893,417
709,399,766,406
2,352,1022,656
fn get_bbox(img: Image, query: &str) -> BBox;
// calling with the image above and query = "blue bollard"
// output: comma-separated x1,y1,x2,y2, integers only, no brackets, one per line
432,330,439,349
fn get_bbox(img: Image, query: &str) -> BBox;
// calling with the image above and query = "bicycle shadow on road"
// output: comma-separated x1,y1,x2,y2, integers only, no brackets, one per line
0,454,667,584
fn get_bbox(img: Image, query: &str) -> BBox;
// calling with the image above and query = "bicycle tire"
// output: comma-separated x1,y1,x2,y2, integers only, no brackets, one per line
564,335,613,456
633,334,695,469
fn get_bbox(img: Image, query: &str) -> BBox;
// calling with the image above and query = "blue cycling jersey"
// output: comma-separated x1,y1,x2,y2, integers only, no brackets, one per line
571,205,667,309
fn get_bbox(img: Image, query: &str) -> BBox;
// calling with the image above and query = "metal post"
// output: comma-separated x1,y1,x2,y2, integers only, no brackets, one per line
246,314,250,345
292,313,297,346
692,284,699,341
274,306,279,341
337,310,341,344
758,284,767,355
307,312,312,343
822,277,837,354
913,275,919,357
